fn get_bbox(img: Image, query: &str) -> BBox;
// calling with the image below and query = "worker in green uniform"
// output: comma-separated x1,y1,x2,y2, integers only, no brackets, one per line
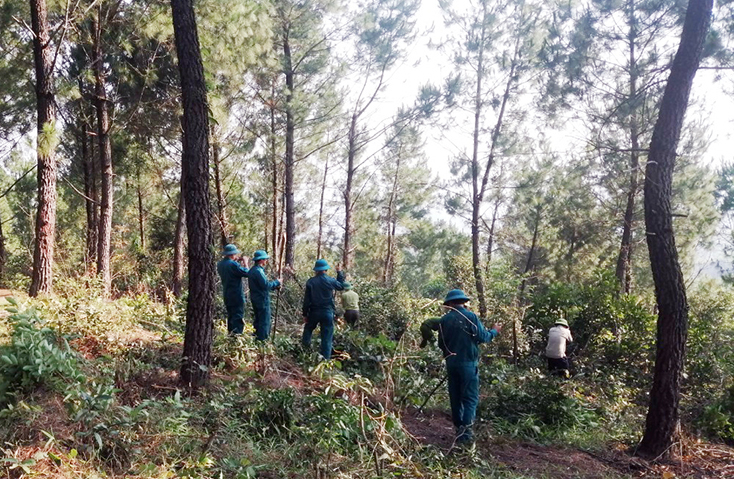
340,282,360,327
420,289,501,445
248,250,281,341
216,244,249,335
302,259,345,359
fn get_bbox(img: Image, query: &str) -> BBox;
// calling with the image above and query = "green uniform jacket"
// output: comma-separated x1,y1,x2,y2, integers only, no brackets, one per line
302,270,346,315
217,258,249,304
248,265,280,308
341,290,359,311
420,307,498,365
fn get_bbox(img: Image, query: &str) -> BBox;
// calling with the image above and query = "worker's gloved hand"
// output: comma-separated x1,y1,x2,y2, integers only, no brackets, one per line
419,338,429,348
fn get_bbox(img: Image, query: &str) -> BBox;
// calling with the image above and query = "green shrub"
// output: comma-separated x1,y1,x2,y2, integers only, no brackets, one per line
480,371,601,441
524,272,656,383
699,389,734,443
252,388,295,435
0,301,85,406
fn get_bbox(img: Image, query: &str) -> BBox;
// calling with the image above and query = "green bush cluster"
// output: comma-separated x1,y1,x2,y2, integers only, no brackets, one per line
524,272,656,380
0,300,85,406
687,284,734,442
356,281,432,340
479,370,601,441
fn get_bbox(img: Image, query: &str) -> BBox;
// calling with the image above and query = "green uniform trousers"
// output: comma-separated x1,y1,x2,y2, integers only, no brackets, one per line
225,299,245,335
302,309,334,359
446,361,479,442
252,303,271,341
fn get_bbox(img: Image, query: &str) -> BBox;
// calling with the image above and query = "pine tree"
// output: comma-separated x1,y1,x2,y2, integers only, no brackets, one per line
28,0,58,297
170,0,216,387
637,0,713,458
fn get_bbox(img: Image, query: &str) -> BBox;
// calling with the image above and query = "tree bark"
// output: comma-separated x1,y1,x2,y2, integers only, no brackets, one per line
383,154,401,285
615,0,641,295
470,5,487,317
80,113,97,271
171,0,216,388
470,8,519,319
283,34,296,272
637,0,712,459
0,212,6,285
137,180,145,252
516,206,541,363
89,99,99,272
172,170,186,297
28,0,58,297
93,10,114,296
316,159,329,259
270,81,279,258
484,197,500,279
211,125,228,247
343,113,357,270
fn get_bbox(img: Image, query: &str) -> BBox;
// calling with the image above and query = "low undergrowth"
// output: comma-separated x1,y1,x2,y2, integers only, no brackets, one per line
0,280,731,478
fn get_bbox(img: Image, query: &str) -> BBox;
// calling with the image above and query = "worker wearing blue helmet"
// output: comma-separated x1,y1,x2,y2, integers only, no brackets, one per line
420,289,502,445
248,250,281,341
302,258,345,359
216,244,249,334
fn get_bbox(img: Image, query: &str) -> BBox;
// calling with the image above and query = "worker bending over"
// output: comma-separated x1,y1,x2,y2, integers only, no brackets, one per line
420,289,501,446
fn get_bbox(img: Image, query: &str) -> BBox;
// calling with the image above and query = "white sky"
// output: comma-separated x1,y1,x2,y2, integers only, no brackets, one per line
371,0,734,177
362,0,734,279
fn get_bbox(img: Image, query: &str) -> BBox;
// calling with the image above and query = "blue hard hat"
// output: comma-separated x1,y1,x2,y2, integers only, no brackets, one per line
221,244,240,256
252,250,270,261
313,259,330,271
444,289,470,305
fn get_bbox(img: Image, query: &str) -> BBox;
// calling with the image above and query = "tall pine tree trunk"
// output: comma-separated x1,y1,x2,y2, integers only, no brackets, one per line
211,125,228,247
615,0,641,295
637,0,712,458
171,0,216,388
93,10,113,296
270,82,279,258
88,96,99,271
484,197,500,279
283,35,296,272
29,0,58,297
343,113,357,270
316,159,329,259
0,213,6,285
172,180,186,297
137,180,145,252
383,155,400,285
81,116,97,269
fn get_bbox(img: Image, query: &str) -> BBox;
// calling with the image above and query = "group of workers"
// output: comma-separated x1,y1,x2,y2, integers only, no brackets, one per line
216,244,360,359
217,243,573,447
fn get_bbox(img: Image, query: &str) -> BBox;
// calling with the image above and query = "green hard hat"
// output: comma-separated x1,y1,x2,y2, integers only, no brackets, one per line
221,244,240,256
342,282,352,290
555,318,569,327
443,289,470,305
252,250,270,261
313,259,330,271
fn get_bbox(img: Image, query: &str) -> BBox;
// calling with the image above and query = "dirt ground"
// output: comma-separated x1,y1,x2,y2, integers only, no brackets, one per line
401,406,734,478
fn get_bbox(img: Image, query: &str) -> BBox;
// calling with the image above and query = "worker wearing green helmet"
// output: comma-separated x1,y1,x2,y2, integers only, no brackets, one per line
248,250,281,341
420,289,501,445
302,259,345,359
340,282,360,327
216,244,249,334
